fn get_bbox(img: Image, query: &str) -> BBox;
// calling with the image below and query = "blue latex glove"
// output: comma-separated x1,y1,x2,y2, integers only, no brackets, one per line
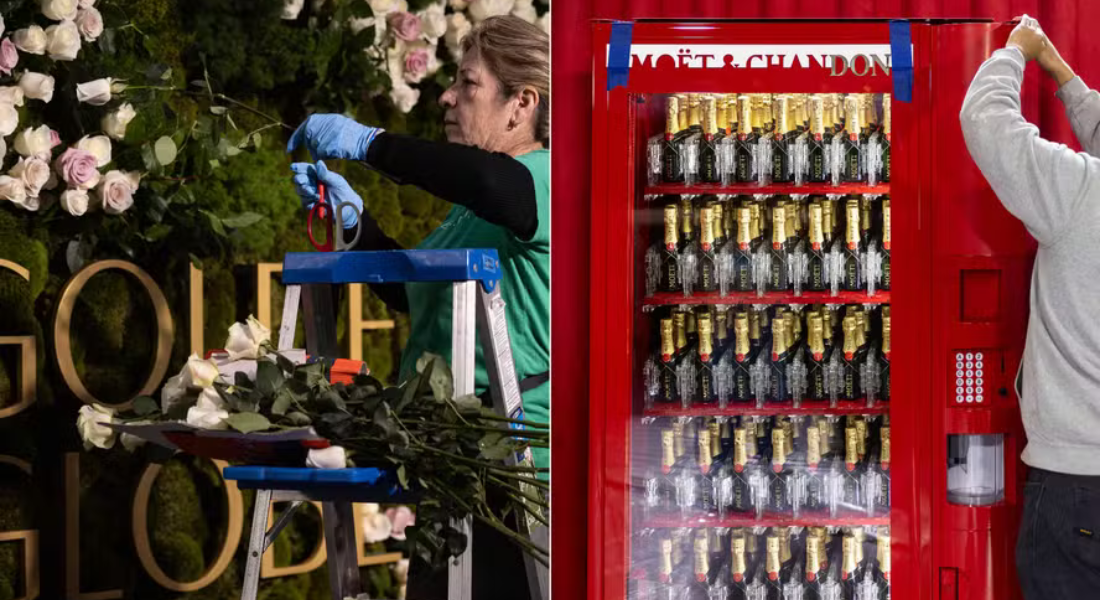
290,161,363,229
286,114,384,162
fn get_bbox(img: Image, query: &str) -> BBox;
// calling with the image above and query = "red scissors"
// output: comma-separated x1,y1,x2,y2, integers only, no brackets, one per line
306,181,362,251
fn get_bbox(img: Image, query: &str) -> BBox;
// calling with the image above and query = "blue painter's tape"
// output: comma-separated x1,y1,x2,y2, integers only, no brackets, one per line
890,20,913,102
607,21,633,91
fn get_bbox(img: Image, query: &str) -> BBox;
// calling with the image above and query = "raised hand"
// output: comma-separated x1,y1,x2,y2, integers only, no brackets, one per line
286,114,383,162
290,161,364,229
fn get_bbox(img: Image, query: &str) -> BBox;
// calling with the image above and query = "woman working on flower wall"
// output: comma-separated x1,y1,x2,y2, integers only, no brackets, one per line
287,14,548,598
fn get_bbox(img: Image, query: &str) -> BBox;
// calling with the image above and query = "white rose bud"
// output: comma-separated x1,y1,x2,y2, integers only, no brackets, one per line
181,353,219,388
282,0,305,20
306,445,348,469
224,315,272,360
76,134,112,167
0,102,18,137
9,157,51,197
12,26,47,55
78,0,96,8
76,403,117,450
13,125,53,159
45,20,80,61
76,77,112,105
469,0,515,23
360,508,393,542
19,72,54,103
41,0,79,21
419,3,447,40
74,7,103,41
0,174,27,206
185,388,230,430
101,103,136,140
0,86,25,107
60,187,89,216
389,82,420,114
445,13,471,60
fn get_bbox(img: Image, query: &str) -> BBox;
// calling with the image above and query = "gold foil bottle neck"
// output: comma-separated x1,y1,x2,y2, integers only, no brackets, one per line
808,313,825,360
731,534,747,582
666,96,680,137
845,425,859,471
810,202,825,250
672,420,685,459
842,534,858,578
883,94,892,136
881,426,891,467
693,531,709,581
663,204,679,250
660,318,674,361
733,426,748,472
811,95,825,139
700,206,715,252
766,534,781,580
807,425,822,468
806,535,822,581
704,96,718,137
771,426,787,472
734,313,750,361
883,198,892,250
660,429,675,474
772,205,787,250
659,537,673,582
846,198,860,250
674,312,688,351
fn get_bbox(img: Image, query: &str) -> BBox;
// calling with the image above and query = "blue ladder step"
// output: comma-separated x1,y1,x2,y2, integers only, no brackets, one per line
225,466,398,491
283,249,502,290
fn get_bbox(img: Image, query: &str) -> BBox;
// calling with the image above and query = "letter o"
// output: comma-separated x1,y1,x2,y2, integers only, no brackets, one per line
52,260,173,411
132,459,243,591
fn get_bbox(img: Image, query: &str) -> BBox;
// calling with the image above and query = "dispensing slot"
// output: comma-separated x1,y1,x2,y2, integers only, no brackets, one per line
946,434,1005,506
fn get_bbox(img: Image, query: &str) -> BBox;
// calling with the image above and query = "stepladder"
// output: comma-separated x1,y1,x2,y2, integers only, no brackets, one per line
250,248,548,600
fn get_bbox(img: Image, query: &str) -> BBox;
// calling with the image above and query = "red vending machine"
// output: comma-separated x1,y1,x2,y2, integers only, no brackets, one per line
587,20,1035,600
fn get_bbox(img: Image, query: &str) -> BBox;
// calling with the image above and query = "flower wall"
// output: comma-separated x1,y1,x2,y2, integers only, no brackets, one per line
0,0,548,597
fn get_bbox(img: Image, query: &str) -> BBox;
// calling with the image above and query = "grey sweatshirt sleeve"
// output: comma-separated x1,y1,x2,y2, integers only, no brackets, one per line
1056,76,1100,157
959,47,1095,245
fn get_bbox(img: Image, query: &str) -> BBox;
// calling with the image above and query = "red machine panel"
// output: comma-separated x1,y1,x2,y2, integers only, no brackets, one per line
588,19,1032,600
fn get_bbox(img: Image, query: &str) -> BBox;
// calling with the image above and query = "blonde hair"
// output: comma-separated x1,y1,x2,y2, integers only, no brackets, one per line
462,15,550,146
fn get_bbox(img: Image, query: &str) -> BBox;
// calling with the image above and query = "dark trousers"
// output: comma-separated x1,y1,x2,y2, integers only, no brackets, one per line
1017,467,1100,599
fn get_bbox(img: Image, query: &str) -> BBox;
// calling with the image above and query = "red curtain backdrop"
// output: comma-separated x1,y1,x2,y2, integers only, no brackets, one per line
550,1,1099,598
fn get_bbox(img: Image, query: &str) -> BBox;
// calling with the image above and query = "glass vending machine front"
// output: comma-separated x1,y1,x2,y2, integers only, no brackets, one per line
629,90,893,600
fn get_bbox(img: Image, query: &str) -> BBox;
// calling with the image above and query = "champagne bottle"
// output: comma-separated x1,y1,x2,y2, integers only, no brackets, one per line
880,307,891,401
767,422,794,516
698,206,719,293
662,96,686,183
804,531,826,599
839,423,863,515
730,531,750,599
807,312,829,401
771,95,793,183
842,198,865,291
768,203,791,291
658,202,682,293
729,425,755,515
875,529,891,599
700,96,723,184
710,198,728,251
656,428,677,513
881,197,891,290
881,94,892,182
840,532,859,598
731,313,754,403
656,535,675,597
807,201,828,291
808,95,828,182
768,317,791,403
685,530,712,599
803,421,829,515
656,317,680,404
765,532,783,599
872,420,891,516
841,96,862,182
733,205,754,291
735,96,756,182
695,313,718,405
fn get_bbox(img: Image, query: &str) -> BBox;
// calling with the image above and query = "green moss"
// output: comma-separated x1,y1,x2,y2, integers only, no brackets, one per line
150,460,210,578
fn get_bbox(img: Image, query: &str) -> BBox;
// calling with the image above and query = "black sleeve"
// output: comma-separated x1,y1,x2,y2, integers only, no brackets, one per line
364,133,538,240
347,210,409,313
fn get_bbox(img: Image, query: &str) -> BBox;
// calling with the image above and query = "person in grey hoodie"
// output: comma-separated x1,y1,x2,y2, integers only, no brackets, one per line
960,14,1100,599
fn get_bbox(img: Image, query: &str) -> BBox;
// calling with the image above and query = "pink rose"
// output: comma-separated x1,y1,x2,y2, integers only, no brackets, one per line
0,38,18,75
55,147,100,190
385,506,416,540
97,169,139,215
49,128,60,149
403,48,430,84
388,12,422,42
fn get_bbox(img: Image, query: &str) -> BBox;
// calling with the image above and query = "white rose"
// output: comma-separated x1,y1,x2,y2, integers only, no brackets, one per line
389,82,420,114
224,315,272,360
448,0,468,9
76,403,116,450
76,135,111,167
12,26,47,55
0,86,25,107
74,7,103,41
512,0,536,24
182,353,220,388
78,0,96,7
76,77,112,105
0,15,4,38
0,175,27,206
13,125,52,159
418,2,447,40
537,11,549,34
19,72,54,103
98,169,140,214
306,445,348,469
445,13,471,60
369,0,401,15
282,0,304,19
359,507,393,541
0,102,17,137
45,20,80,60
469,0,514,22
185,388,230,430
41,0,79,21
101,103,136,140
9,157,51,197
60,187,89,216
